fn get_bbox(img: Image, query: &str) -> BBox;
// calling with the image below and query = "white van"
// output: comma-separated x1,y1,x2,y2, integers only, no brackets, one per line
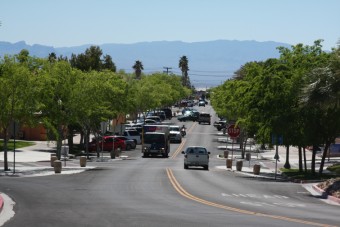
182,146,210,170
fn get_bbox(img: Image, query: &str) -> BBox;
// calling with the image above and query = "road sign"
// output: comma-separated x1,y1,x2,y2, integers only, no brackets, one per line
227,124,240,138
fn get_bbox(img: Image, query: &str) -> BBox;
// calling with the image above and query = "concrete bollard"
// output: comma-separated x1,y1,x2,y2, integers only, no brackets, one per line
50,156,58,167
80,156,87,167
116,148,121,157
224,150,229,159
253,164,261,175
236,160,243,171
53,160,62,173
110,150,116,159
226,159,232,169
245,152,251,161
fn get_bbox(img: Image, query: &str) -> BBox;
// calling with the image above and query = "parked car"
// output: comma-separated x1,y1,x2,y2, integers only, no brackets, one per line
126,123,143,133
198,112,211,125
147,111,166,121
145,116,162,123
114,136,136,150
178,111,199,122
123,130,141,144
161,108,172,120
169,125,182,143
182,146,210,170
144,119,158,125
88,136,126,152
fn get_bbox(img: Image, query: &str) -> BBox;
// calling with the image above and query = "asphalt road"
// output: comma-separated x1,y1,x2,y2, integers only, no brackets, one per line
0,105,339,227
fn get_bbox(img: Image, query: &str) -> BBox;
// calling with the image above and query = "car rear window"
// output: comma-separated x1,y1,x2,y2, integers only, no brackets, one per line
187,147,207,154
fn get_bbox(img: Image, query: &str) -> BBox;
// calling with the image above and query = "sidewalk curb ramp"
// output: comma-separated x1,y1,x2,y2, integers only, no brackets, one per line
312,184,340,204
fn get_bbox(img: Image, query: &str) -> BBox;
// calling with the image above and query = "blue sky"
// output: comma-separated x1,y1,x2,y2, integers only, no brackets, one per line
0,0,339,50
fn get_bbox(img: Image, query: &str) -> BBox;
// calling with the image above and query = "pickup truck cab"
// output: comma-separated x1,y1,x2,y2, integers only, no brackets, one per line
182,146,210,170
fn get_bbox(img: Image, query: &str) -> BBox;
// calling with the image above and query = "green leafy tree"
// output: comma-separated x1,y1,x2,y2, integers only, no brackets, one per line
70,46,116,73
102,54,116,72
71,70,129,157
37,60,77,159
0,56,37,170
17,49,29,64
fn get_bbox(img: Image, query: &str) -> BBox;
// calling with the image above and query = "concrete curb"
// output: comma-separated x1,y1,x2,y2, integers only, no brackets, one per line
0,194,4,213
312,184,340,204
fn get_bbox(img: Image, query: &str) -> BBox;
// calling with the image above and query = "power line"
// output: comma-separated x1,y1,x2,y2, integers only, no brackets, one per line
163,66,172,74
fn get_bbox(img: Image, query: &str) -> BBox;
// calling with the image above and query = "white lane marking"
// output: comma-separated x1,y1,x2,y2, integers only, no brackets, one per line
222,193,289,199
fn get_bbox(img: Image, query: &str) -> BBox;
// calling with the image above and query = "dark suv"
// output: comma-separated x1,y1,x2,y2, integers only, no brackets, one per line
198,112,211,125
161,108,172,120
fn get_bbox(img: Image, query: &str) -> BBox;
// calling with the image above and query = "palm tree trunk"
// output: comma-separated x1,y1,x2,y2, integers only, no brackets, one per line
319,141,331,175
283,145,291,169
303,147,307,172
311,144,317,175
298,146,303,172
2,128,10,171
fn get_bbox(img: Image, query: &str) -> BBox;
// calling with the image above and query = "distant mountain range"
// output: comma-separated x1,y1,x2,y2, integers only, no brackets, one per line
0,40,291,88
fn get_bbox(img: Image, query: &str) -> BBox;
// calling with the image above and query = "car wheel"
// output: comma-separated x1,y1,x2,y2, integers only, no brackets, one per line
184,164,188,169
126,144,131,150
204,165,209,170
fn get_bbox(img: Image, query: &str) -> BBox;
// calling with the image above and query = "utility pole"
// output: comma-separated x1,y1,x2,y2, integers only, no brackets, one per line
163,67,172,75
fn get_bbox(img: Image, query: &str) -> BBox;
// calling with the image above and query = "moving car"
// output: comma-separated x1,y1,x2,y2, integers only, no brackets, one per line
198,100,206,107
198,112,211,125
177,111,199,122
169,125,182,143
182,146,210,170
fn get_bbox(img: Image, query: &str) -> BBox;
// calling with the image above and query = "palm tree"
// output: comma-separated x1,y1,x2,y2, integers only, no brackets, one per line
179,56,189,87
133,60,144,80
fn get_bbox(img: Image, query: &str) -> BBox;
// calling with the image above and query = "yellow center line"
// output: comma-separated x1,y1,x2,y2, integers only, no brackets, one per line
166,168,337,227
170,138,186,159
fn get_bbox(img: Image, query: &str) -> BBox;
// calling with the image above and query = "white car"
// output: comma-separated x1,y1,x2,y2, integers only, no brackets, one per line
169,125,182,143
182,146,210,170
